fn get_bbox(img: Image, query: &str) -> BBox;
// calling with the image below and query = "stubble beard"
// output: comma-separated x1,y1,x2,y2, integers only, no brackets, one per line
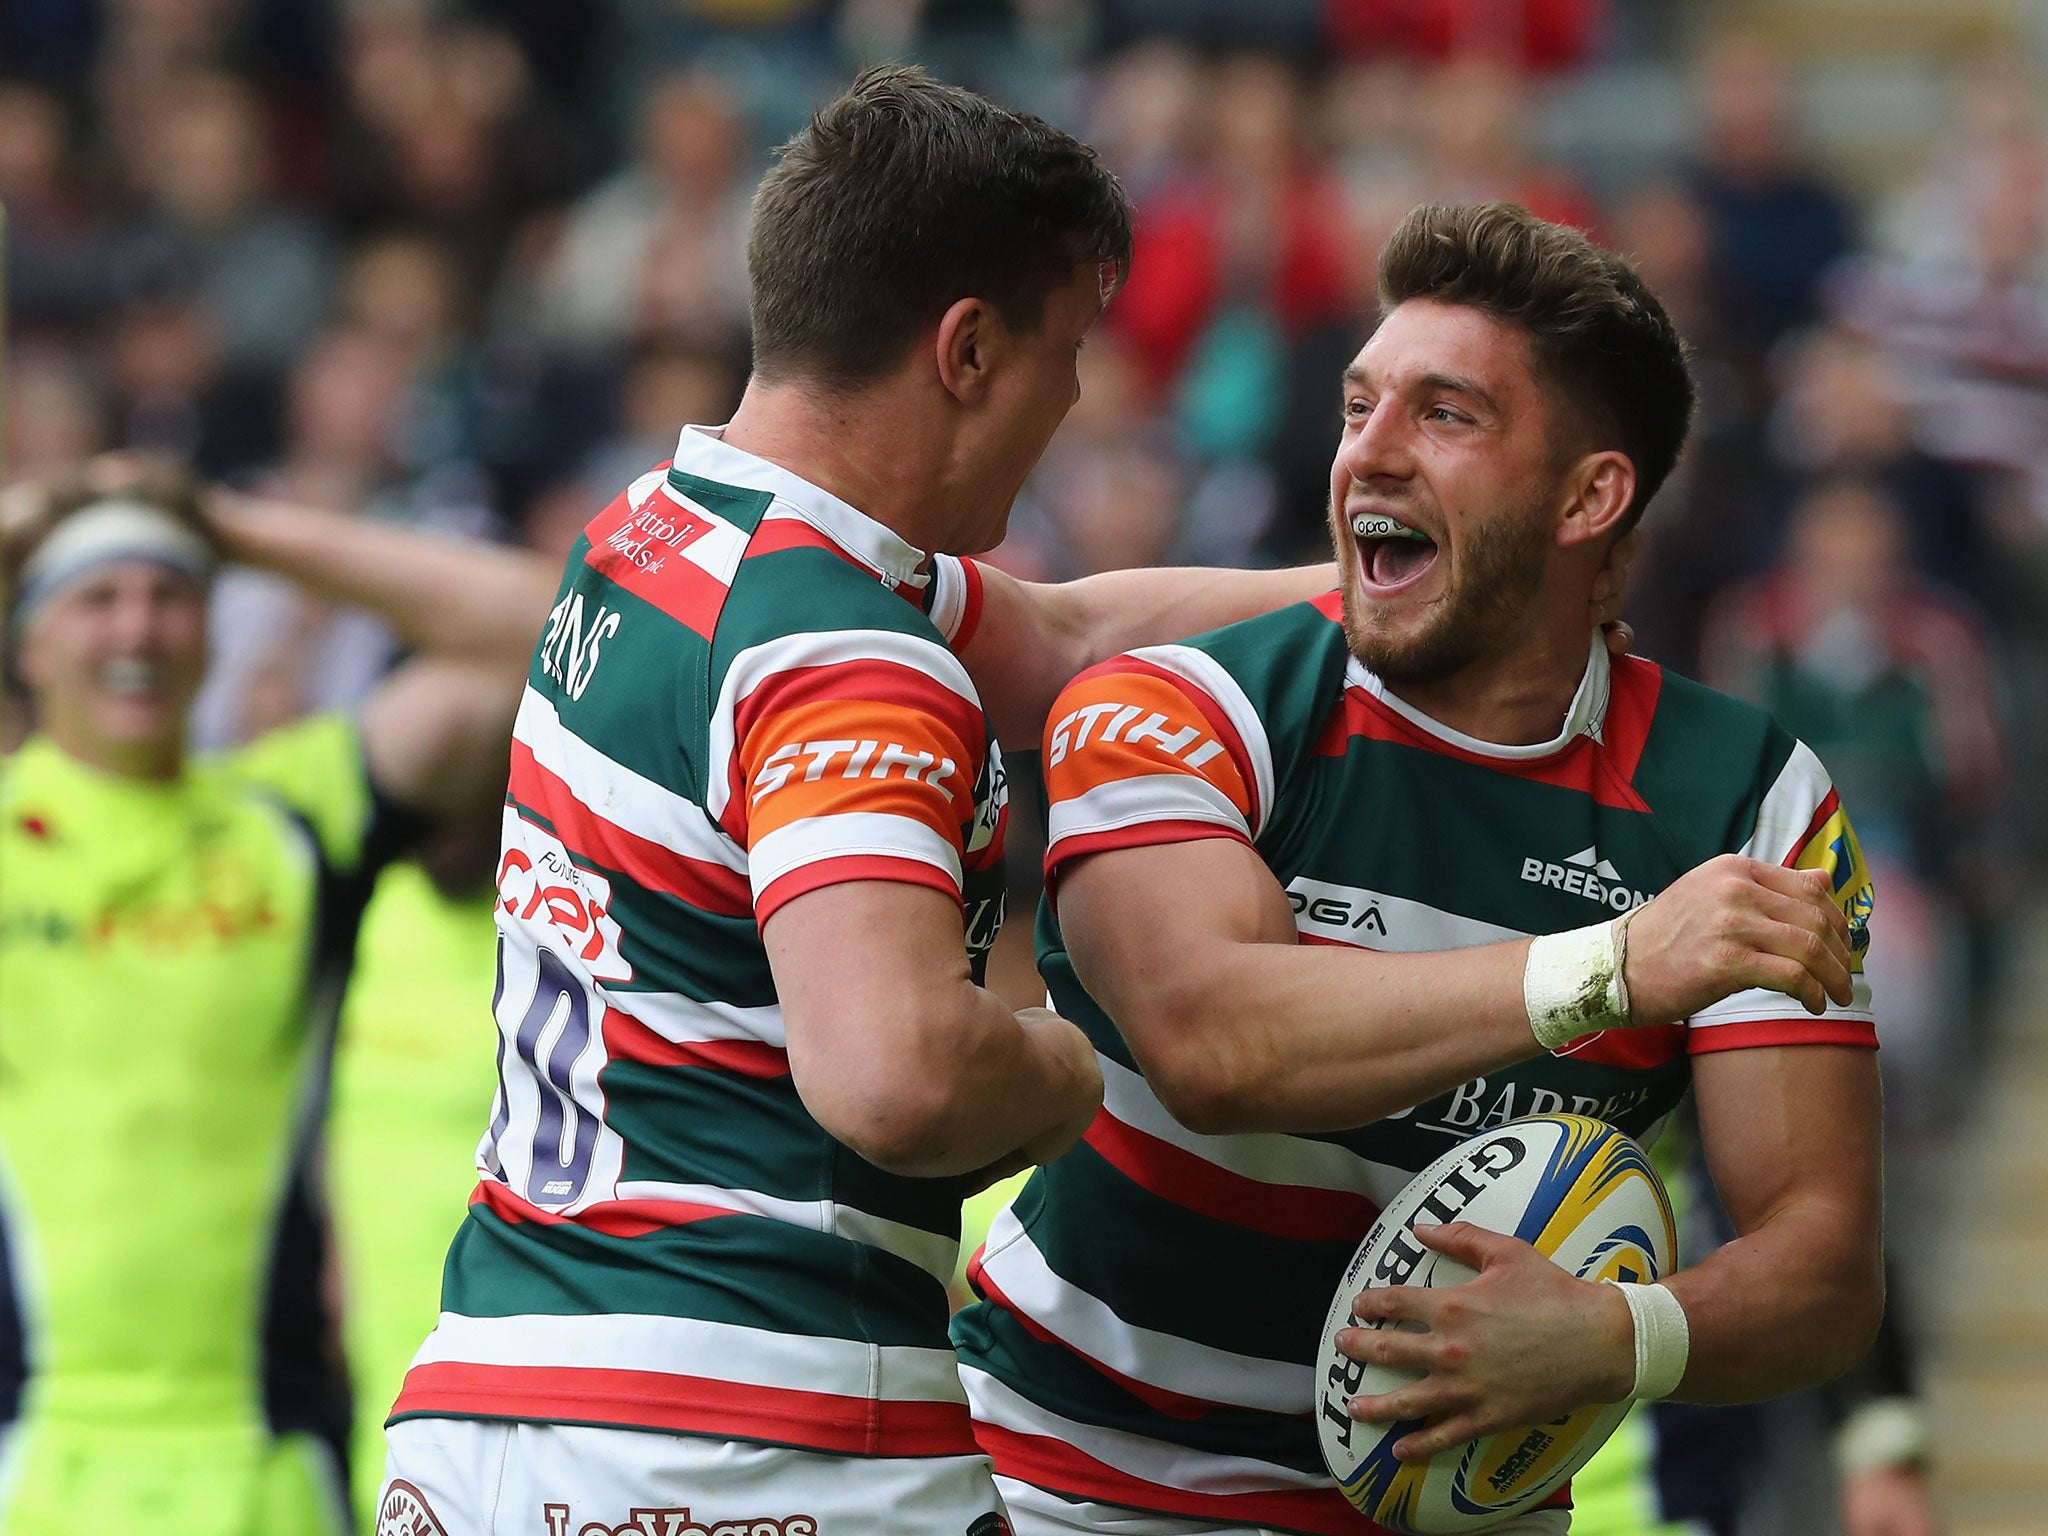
1334,493,1554,687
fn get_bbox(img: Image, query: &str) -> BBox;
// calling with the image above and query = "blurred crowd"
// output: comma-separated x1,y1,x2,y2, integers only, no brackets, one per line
7,0,2048,1529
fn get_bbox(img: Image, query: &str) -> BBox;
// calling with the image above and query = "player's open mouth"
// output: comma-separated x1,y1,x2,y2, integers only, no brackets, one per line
1351,513,1440,594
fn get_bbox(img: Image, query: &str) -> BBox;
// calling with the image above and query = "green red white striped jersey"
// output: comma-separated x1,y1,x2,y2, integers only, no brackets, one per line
392,427,1006,1459
953,594,1877,1535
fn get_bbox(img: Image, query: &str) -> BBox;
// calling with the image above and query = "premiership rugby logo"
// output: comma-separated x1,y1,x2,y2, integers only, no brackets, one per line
376,1481,448,1536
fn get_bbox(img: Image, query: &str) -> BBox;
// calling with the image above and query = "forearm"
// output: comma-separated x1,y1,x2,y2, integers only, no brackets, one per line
874,993,1099,1178
1057,562,1336,662
1134,937,1542,1134
211,493,557,663
1663,1208,1884,1403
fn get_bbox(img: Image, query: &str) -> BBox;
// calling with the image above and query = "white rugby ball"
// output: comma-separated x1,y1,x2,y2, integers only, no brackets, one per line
1313,1114,1676,1534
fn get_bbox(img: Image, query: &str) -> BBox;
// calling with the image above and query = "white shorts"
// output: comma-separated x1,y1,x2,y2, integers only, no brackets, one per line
993,1474,1572,1536
379,1417,1008,1536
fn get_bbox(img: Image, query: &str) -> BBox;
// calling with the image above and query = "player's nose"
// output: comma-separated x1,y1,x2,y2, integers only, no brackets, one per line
1337,401,1415,484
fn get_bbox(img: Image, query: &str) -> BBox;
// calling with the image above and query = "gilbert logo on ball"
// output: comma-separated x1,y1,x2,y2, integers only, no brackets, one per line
1313,1115,1676,1534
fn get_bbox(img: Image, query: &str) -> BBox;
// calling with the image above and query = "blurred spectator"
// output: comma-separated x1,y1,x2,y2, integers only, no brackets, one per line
188,327,499,750
1415,56,1600,232
530,66,754,359
1701,476,2004,895
1769,324,1990,602
1112,53,1346,466
1084,39,1203,202
330,13,581,289
1702,478,2003,1124
7,348,111,485
575,341,743,501
1610,177,1778,670
1829,133,2048,530
109,71,335,379
1689,34,1857,356
1324,0,1606,71
0,80,113,333
103,285,278,476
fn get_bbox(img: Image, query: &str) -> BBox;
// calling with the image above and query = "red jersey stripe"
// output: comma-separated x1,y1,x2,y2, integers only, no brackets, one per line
972,1420,1496,1536
951,557,986,651
394,1361,979,1458
1045,819,1253,886
1783,787,1843,867
732,659,983,769
507,742,753,917
753,853,962,926
470,1179,743,1239
601,1005,791,1078
1082,1110,1380,1244
1312,687,1653,813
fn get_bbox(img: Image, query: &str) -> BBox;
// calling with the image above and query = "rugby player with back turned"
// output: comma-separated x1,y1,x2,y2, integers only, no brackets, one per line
952,204,1882,1536
379,77,1853,1535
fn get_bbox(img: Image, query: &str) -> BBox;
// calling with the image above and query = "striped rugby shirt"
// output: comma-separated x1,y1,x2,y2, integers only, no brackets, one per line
953,593,1877,1535
391,426,1007,1459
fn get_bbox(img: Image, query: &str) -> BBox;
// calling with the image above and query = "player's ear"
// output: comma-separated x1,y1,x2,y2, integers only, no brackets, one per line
935,297,1000,405
1554,450,1636,549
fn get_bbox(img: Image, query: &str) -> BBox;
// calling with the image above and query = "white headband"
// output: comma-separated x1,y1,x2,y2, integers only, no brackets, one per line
11,499,217,633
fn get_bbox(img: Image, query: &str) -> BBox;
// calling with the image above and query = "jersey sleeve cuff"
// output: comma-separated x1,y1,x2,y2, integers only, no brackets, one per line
1685,1017,1879,1054
754,854,964,927
1045,820,1254,884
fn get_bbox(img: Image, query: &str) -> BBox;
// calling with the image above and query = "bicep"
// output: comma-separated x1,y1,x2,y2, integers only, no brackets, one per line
1058,835,1296,1057
763,879,972,1112
1692,1044,1883,1243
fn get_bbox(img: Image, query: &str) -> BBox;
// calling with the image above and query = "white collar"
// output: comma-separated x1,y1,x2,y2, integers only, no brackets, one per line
1346,634,1610,760
671,423,932,590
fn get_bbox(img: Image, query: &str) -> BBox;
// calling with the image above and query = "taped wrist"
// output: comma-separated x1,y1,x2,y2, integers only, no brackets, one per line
1608,1280,1690,1401
1523,915,1634,1050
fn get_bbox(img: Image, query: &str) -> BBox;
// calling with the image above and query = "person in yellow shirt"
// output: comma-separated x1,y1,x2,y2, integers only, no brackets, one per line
0,463,555,1535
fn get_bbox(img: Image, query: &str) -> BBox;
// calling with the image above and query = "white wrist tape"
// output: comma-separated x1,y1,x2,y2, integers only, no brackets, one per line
1523,915,1633,1050
1833,1397,1929,1475
1609,1280,1689,1401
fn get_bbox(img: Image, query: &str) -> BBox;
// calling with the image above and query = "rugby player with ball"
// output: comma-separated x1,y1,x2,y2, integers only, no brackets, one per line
952,202,1882,1536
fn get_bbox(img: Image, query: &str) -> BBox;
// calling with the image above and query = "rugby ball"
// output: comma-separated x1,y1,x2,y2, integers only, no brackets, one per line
1313,1115,1676,1534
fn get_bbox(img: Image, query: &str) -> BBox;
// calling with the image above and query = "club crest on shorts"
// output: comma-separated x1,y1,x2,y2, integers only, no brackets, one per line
377,1481,449,1536
966,1513,1013,1536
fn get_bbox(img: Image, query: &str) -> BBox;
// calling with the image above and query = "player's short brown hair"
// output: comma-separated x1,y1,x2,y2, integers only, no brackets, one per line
1378,202,1696,529
747,65,1133,390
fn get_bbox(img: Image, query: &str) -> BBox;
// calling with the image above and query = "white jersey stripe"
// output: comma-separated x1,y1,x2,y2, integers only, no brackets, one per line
514,688,744,872
1284,876,1525,952
658,482,752,587
1740,740,1837,865
748,810,964,898
607,1181,959,1282
414,1311,968,1405
1046,774,1250,853
976,1210,1309,1412
1098,1056,1412,1200
598,987,786,1049
1124,645,1276,837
